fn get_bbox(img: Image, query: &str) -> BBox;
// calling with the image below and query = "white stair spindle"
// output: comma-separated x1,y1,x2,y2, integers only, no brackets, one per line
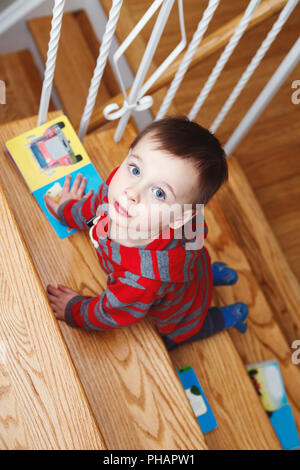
210,0,299,134
102,0,186,139
224,36,300,157
78,0,123,141
37,0,65,126
188,0,261,122
113,0,176,142
155,0,220,121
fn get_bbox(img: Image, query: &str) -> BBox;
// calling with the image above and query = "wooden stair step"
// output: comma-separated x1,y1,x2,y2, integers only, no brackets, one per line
256,170,300,282
206,189,300,445
28,11,114,130
0,49,54,126
0,164,106,449
0,111,207,450
165,171,300,449
218,158,300,346
73,10,120,98
170,330,280,449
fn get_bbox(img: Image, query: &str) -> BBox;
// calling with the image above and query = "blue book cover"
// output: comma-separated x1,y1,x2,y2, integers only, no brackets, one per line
246,359,300,450
177,366,218,434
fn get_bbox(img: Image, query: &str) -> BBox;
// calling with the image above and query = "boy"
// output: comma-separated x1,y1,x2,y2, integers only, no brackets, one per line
45,117,248,351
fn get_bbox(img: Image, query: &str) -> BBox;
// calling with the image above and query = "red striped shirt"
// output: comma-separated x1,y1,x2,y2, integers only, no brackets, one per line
57,167,213,344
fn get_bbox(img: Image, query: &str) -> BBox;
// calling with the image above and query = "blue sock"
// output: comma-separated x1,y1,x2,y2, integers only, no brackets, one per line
211,262,238,286
220,302,248,333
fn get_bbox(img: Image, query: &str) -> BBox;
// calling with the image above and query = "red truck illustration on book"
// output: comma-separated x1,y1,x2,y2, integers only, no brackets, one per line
28,121,82,170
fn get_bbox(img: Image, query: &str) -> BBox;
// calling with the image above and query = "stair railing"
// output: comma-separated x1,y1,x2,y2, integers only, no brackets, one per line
86,0,291,134
185,0,262,122
225,35,300,155
37,0,299,155
77,0,123,140
37,0,124,135
107,0,186,142
210,0,299,134
97,0,298,151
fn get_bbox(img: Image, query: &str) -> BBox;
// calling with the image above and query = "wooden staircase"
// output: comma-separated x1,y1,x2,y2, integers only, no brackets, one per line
0,3,299,450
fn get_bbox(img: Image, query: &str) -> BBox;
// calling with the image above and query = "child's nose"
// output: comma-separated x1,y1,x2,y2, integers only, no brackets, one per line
125,186,140,203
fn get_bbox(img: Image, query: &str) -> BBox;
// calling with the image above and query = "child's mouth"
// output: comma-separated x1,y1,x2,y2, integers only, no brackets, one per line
114,201,131,218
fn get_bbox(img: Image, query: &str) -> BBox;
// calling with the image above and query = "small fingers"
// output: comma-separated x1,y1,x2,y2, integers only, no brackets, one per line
43,195,59,219
71,174,83,195
47,284,59,296
47,292,58,302
83,189,94,199
77,176,88,199
61,174,71,197
58,284,74,292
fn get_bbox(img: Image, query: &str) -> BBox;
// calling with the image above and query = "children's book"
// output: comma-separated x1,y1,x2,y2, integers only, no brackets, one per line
5,115,103,239
246,359,300,450
177,366,218,434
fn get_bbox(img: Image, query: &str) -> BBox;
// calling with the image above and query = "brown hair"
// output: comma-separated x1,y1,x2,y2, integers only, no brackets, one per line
130,116,228,207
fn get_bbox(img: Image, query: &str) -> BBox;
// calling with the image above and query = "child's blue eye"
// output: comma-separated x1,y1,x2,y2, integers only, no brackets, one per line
129,165,140,176
153,188,165,200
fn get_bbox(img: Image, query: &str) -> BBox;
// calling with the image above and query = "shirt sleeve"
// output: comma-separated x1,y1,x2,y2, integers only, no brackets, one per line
64,273,158,331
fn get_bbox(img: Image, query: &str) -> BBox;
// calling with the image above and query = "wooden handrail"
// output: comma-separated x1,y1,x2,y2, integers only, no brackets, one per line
88,0,287,133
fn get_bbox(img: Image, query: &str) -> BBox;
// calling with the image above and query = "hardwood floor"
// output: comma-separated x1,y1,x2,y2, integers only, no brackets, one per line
0,49,55,125
125,0,300,282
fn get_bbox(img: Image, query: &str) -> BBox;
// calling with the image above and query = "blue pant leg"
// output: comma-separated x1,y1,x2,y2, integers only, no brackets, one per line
161,307,225,351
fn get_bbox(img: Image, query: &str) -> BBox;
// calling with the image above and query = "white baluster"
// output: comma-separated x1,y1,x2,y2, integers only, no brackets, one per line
37,0,65,126
78,0,123,141
113,0,176,142
155,0,220,121
188,0,261,122
210,0,299,134
224,36,300,156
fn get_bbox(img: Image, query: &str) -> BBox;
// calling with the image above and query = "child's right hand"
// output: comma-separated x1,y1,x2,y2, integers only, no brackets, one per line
43,174,93,220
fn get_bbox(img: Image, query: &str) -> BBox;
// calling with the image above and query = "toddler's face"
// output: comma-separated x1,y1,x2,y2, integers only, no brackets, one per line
107,133,200,241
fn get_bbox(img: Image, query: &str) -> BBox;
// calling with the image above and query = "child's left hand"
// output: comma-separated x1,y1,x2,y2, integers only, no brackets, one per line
46,284,80,321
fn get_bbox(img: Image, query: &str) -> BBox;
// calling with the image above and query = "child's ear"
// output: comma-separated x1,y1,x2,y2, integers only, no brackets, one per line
169,206,197,230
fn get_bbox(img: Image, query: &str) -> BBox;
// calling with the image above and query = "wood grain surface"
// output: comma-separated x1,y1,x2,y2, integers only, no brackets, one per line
0,50,54,126
0,112,207,450
170,330,281,450
73,10,120,98
0,177,106,450
205,189,300,441
217,158,300,346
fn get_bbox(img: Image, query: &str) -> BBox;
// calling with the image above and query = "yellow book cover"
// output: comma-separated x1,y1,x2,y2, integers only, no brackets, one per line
5,115,103,238
5,115,92,191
